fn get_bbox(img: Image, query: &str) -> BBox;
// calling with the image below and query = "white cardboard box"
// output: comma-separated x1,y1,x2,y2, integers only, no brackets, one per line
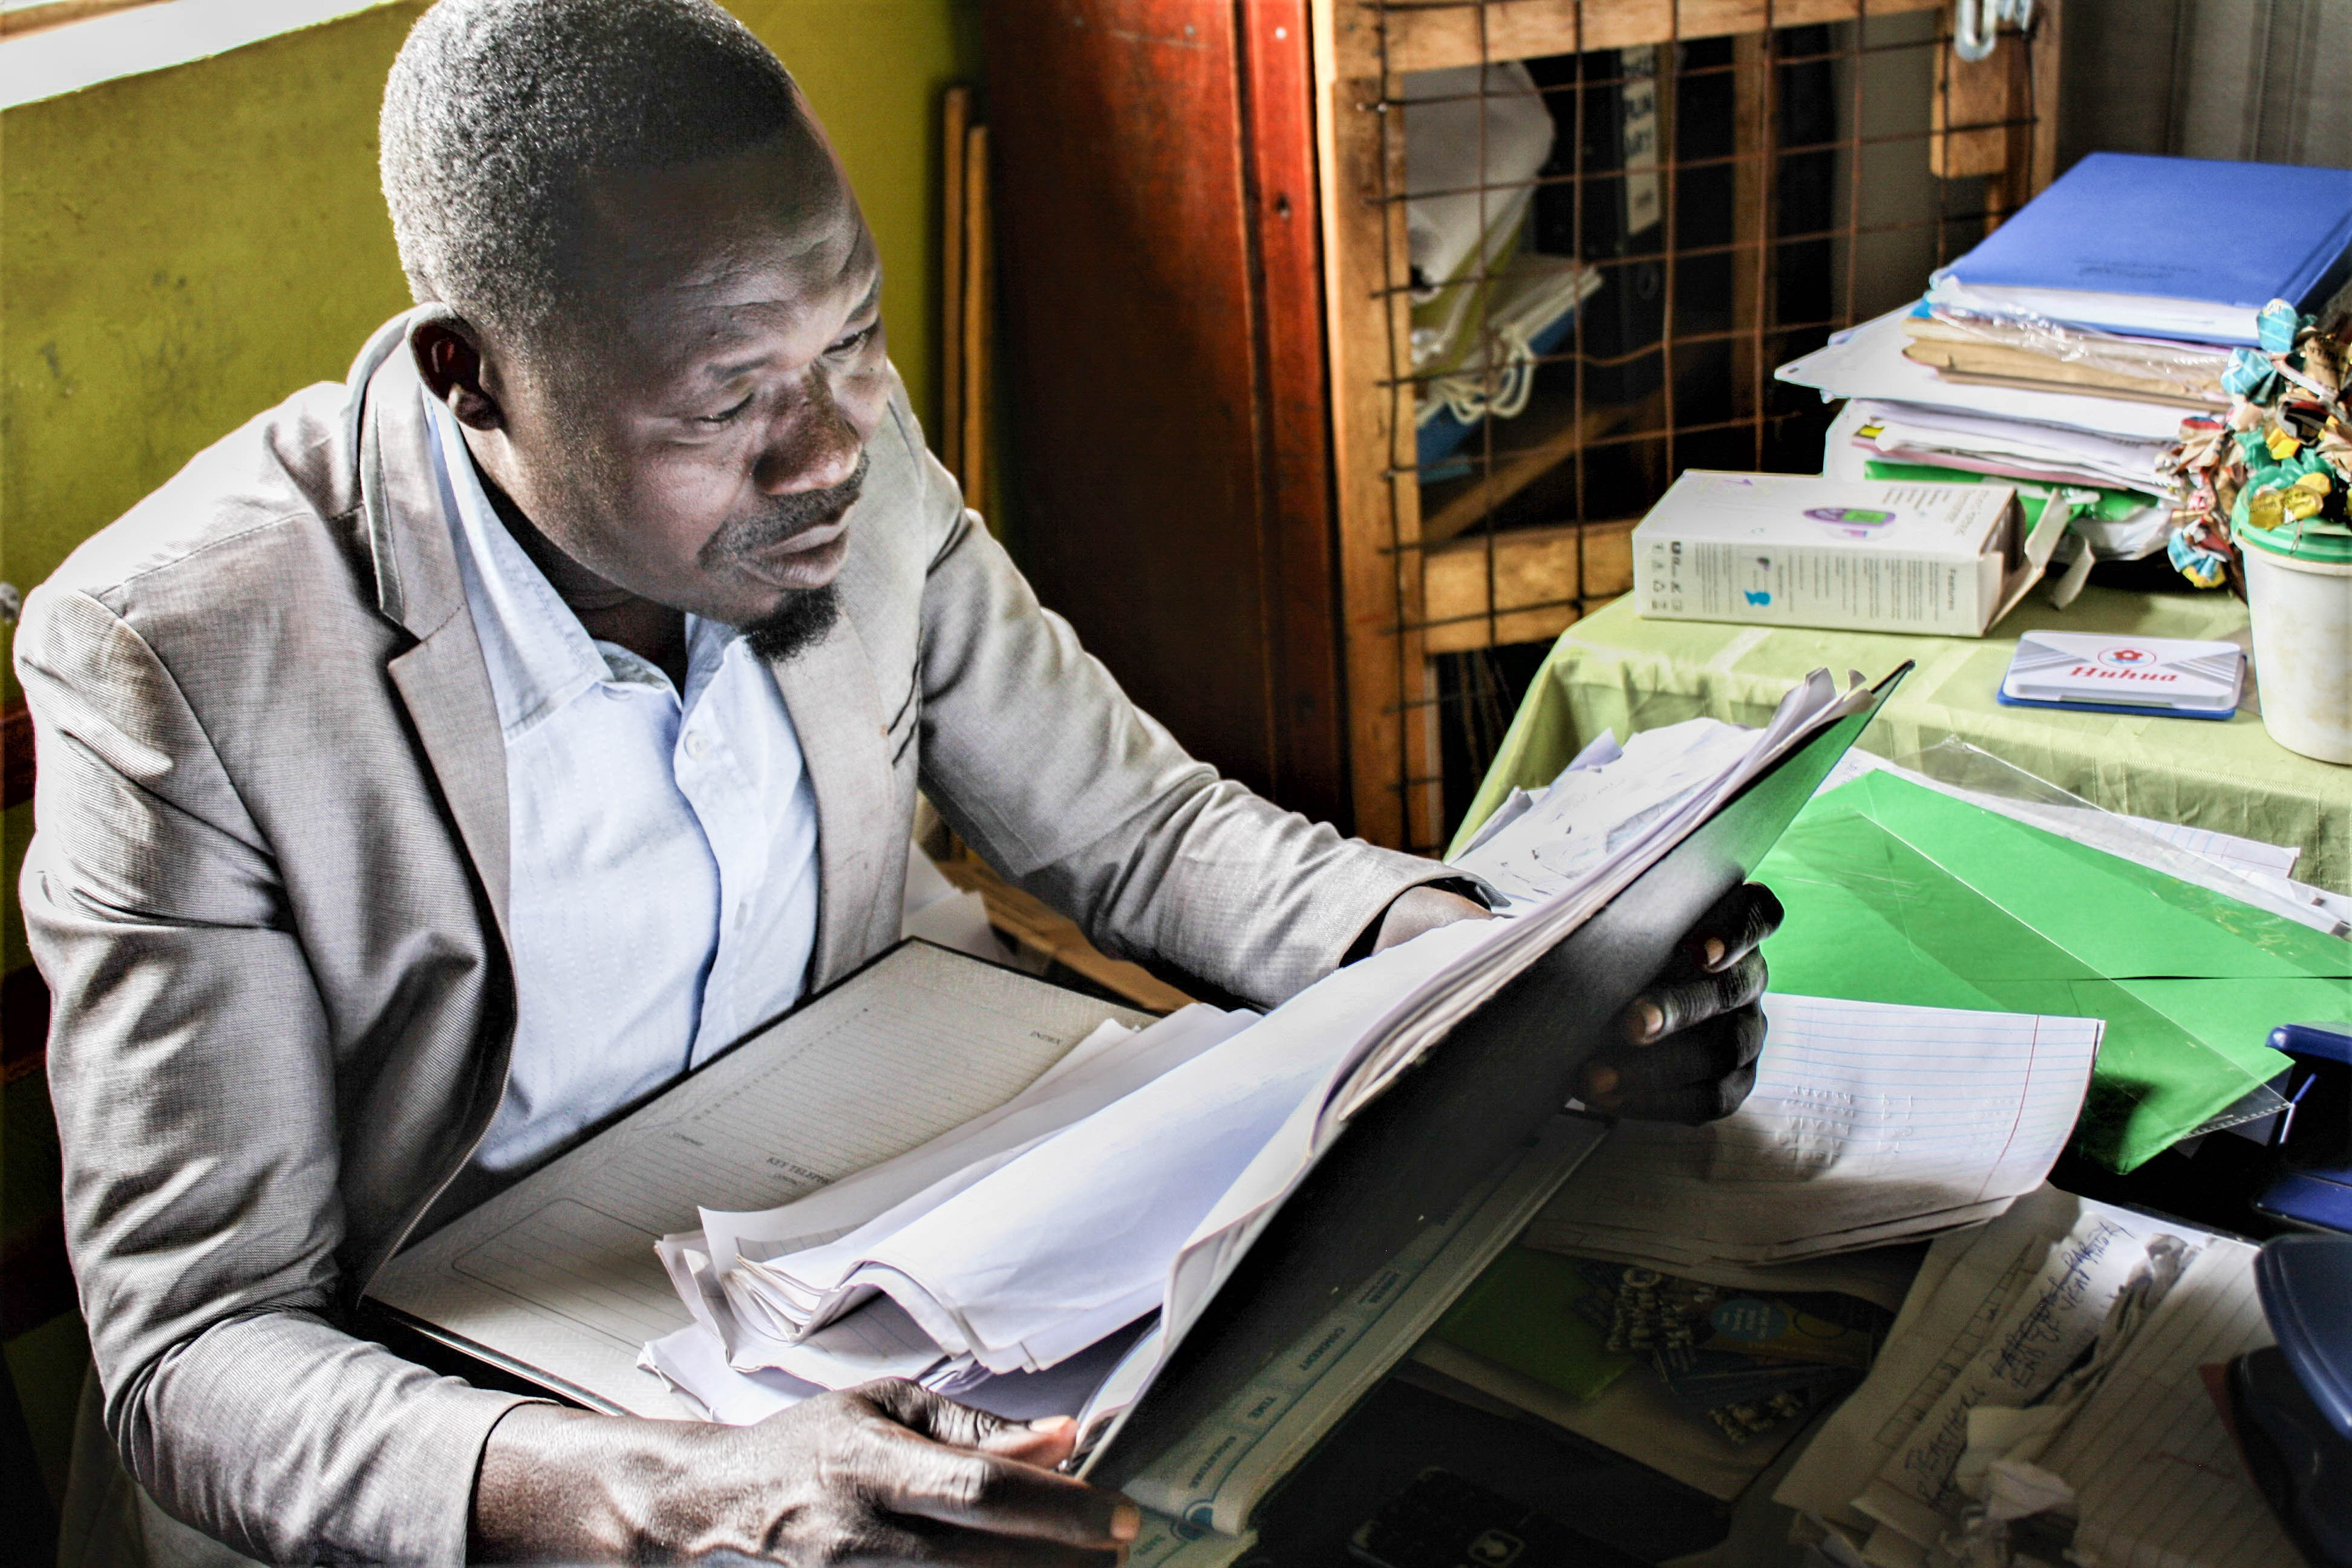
1631,471,2066,636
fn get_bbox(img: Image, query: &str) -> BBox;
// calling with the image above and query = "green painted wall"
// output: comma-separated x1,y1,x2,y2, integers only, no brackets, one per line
0,0,979,1515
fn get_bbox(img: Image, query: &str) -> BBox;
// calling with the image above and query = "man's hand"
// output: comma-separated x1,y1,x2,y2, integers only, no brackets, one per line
472,1379,1139,1564
1373,880,1783,1125
1578,881,1780,1123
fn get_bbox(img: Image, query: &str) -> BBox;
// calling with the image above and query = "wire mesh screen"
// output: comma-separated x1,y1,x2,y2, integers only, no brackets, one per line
1342,0,2058,852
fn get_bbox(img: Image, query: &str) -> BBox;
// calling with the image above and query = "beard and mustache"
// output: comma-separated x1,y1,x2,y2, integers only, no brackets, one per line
701,450,869,662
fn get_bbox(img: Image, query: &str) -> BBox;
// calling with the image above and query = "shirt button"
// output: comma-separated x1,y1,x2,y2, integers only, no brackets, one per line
684,731,710,760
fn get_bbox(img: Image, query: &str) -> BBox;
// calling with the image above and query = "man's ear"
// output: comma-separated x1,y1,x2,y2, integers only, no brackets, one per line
409,305,505,432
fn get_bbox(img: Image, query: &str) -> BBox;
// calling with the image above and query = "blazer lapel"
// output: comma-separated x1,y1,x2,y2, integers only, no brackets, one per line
354,321,514,944
769,613,895,987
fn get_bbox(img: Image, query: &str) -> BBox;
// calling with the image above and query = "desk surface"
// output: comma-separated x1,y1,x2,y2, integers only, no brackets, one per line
1457,587,2350,893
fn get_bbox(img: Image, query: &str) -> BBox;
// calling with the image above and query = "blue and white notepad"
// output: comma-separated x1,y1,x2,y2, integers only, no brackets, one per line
1998,630,2245,719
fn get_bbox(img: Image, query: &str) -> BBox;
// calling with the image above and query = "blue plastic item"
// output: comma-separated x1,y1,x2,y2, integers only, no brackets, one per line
2255,1024,2352,1236
2232,1232,2352,1566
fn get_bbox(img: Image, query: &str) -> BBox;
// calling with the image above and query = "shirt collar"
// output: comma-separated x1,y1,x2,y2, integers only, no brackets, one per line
422,388,615,736
420,388,742,734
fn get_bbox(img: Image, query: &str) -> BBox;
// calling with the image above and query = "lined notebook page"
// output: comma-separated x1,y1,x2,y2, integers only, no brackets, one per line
370,944,1141,1414
2042,1238,2298,1568
1530,995,2103,1261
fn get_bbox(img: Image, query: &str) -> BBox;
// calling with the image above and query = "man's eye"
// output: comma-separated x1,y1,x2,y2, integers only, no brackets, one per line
697,394,755,426
828,323,878,358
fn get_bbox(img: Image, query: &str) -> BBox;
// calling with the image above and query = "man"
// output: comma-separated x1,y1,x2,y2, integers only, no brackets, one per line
18,2,1777,1562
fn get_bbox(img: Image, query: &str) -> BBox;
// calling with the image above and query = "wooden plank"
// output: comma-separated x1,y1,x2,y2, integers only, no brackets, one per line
2028,0,2063,197
934,859,1194,1014
981,2,1300,812
1240,0,1353,823
1374,0,1946,76
959,121,990,504
1730,31,1770,433
1417,393,1655,544
1420,520,1635,654
1315,0,1432,848
941,86,971,474
1928,16,2014,180
0,0,162,38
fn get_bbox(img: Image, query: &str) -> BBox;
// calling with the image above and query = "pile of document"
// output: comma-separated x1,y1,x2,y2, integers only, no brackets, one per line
1776,152,2352,571
1775,1186,2299,1568
642,671,1881,1433
1782,310,2179,566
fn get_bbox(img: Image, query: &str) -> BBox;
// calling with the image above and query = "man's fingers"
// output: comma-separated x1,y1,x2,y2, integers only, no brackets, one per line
855,1377,1025,1454
1585,1007,1765,1106
860,1419,1139,1550
869,1518,1127,1568
1610,1059,1760,1125
1684,881,1785,972
1624,950,1766,1044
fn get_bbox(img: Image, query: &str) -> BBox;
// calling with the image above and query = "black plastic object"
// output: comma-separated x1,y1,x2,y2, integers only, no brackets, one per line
1348,1467,1649,1568
2255,1025,2352,1235
1086,665,1908,1495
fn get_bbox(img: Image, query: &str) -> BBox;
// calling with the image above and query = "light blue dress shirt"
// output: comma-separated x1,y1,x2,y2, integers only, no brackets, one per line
423,392,823,1173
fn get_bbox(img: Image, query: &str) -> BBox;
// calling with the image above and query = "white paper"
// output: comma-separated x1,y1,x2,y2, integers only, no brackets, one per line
1773,1188,2236,1559
1856,401,2169,493
1526,995,2103,1269
368,945,1145,1415
1851,1203,2181,1547
2039,1240,2298,1568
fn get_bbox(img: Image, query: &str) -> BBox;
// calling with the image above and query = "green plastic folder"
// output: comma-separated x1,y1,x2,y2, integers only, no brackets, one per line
1756,771,2352,1171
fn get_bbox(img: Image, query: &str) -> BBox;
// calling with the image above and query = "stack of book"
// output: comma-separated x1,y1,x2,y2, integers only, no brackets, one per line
1780,153,2352,570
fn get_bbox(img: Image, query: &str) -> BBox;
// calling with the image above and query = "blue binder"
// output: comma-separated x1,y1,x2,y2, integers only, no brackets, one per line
1932,152,2352,345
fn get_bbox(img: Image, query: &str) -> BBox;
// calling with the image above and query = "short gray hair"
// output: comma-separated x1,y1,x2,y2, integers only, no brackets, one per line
380,0,806,342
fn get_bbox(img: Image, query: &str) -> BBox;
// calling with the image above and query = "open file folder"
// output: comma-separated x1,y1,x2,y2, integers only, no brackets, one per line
369,665,1910,1547
1081,665,1910,1498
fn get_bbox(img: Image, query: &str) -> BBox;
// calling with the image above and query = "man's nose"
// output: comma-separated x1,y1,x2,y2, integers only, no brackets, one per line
751,373,861,497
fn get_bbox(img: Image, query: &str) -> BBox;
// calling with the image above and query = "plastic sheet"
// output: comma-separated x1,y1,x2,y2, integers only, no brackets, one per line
1909,303,2230,407
1756,744,2350,1172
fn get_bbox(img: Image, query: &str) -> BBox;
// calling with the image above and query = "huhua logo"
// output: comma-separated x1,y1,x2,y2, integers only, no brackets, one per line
2096,646,2155,668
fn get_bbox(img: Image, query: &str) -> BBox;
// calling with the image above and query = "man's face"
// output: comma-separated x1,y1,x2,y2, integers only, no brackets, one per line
473,131,890,635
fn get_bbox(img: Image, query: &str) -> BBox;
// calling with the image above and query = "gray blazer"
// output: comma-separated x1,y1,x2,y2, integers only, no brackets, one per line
17,313,1442,1565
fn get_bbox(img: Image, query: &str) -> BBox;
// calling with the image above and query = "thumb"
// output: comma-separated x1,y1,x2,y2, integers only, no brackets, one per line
979,1414,1079,1468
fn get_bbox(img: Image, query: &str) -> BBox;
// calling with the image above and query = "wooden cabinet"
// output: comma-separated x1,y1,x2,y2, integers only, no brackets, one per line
984,0,2062,852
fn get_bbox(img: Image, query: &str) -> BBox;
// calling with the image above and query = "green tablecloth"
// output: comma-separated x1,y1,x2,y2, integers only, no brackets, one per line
1456,587,2351,893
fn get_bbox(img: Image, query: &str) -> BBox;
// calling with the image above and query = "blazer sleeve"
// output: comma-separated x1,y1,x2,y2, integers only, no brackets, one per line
16,586,531,1567
900,414,1452,1007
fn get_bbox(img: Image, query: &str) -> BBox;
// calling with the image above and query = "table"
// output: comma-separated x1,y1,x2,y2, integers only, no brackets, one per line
1456,586,2351,893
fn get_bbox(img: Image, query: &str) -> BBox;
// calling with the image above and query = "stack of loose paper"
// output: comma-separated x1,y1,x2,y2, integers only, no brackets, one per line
1780,309,2185,452
648,671,1882,1439
1775,1185,2298,1568
1782,309,2180,570
656,1002,1257,1389
1523,993,2103,1273
1818,415,2172,564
